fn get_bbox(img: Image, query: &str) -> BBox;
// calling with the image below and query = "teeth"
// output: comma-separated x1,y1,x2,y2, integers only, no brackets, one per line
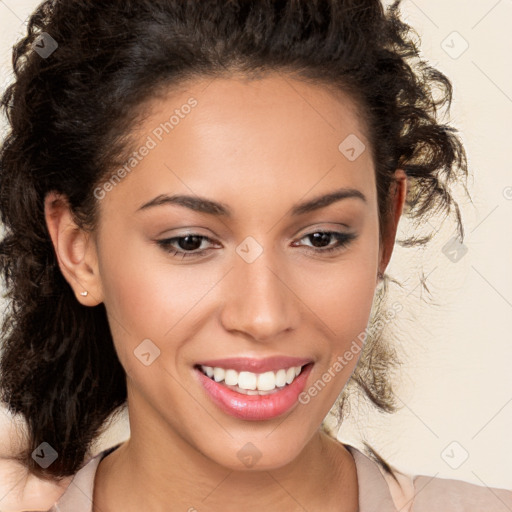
213,367,225,382
224,369,238,386
257,371,277,391
200,364,304,392
275,369,287,387
238,371,257,390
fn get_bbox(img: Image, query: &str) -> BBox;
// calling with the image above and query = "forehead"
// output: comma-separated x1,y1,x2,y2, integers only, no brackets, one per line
99,73,376,218
154,73,369,152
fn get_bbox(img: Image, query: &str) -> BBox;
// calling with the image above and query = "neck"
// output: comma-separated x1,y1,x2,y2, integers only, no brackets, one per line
93,406,358,512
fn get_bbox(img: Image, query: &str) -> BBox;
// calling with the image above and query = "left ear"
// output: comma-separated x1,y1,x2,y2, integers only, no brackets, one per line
378,169,408,279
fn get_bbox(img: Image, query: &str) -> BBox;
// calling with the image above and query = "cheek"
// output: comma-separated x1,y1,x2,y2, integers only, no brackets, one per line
301,235,379,340
308,262,376,327
295,261,378,414
96,229,217,363
297,232,379,405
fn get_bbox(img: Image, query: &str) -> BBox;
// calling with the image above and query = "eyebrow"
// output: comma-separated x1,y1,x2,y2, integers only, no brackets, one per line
136,187,367,217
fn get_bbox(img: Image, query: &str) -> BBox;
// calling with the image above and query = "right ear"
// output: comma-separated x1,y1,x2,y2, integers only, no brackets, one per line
44,191,104,306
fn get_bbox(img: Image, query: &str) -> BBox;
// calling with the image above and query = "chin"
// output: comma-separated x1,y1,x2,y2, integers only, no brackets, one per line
196,428,315,472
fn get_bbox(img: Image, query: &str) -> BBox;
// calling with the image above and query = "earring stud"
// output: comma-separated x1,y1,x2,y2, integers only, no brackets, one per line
80,290,88,296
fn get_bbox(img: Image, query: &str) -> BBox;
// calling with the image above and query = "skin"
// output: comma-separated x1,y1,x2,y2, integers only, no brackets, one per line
44,73,407,512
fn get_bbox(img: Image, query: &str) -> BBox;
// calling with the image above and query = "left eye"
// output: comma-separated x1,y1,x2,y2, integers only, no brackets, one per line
156,231,356,259
294,231,356,253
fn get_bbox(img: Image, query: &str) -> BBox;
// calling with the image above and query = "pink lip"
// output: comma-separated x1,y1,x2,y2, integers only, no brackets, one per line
194,363,314,421
195,356,313,373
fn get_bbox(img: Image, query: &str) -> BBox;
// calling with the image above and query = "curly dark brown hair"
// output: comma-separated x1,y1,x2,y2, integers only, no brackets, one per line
0,0,468,482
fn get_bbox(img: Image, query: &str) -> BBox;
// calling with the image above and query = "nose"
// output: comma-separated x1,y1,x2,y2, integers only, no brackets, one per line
220,249,301,343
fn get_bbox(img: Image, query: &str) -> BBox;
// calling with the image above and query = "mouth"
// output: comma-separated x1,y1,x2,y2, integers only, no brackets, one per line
195,363,309,396
193,361,314,421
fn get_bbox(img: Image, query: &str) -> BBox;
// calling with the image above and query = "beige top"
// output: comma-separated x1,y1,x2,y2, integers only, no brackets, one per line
2,443,511,511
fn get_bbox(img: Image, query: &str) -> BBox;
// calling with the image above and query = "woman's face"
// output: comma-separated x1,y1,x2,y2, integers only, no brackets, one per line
75,74,402,469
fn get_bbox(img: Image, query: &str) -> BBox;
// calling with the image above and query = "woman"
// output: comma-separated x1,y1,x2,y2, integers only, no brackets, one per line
0,0,510,511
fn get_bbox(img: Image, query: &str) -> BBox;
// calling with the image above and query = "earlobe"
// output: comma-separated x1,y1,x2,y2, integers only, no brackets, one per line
44,191,103,305
377,169,408,280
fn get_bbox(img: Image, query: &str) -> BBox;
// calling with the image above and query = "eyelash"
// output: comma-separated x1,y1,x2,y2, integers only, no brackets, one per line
156,231,356,259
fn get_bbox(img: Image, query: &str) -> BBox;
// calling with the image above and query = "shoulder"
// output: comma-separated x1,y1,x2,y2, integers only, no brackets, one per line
357,444,512,512
0,458,72,512
47,443,122,512
0,444,121,512
408,474,512,511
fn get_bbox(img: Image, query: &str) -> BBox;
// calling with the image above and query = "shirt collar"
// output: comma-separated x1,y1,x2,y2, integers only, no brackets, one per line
345,444,399,512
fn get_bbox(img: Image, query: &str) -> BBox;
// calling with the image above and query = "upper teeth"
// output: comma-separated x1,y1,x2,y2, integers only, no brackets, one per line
200,365,303,391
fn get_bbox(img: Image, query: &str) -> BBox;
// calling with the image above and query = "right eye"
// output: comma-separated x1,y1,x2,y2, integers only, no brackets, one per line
156,234,220,259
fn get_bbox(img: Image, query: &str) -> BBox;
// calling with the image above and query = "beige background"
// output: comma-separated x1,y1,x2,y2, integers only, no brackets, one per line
0,0,511,491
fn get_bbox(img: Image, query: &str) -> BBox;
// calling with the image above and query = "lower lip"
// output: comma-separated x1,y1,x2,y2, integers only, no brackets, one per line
195,364,313,421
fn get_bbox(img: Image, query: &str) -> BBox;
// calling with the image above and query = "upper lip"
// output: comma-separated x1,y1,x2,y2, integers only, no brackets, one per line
195,356,313,373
